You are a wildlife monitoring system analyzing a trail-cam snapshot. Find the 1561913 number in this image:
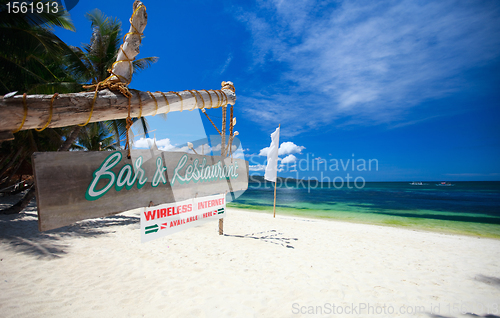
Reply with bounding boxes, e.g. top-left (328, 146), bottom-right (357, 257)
top-left (6, 1), bottom-right (59, 14)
